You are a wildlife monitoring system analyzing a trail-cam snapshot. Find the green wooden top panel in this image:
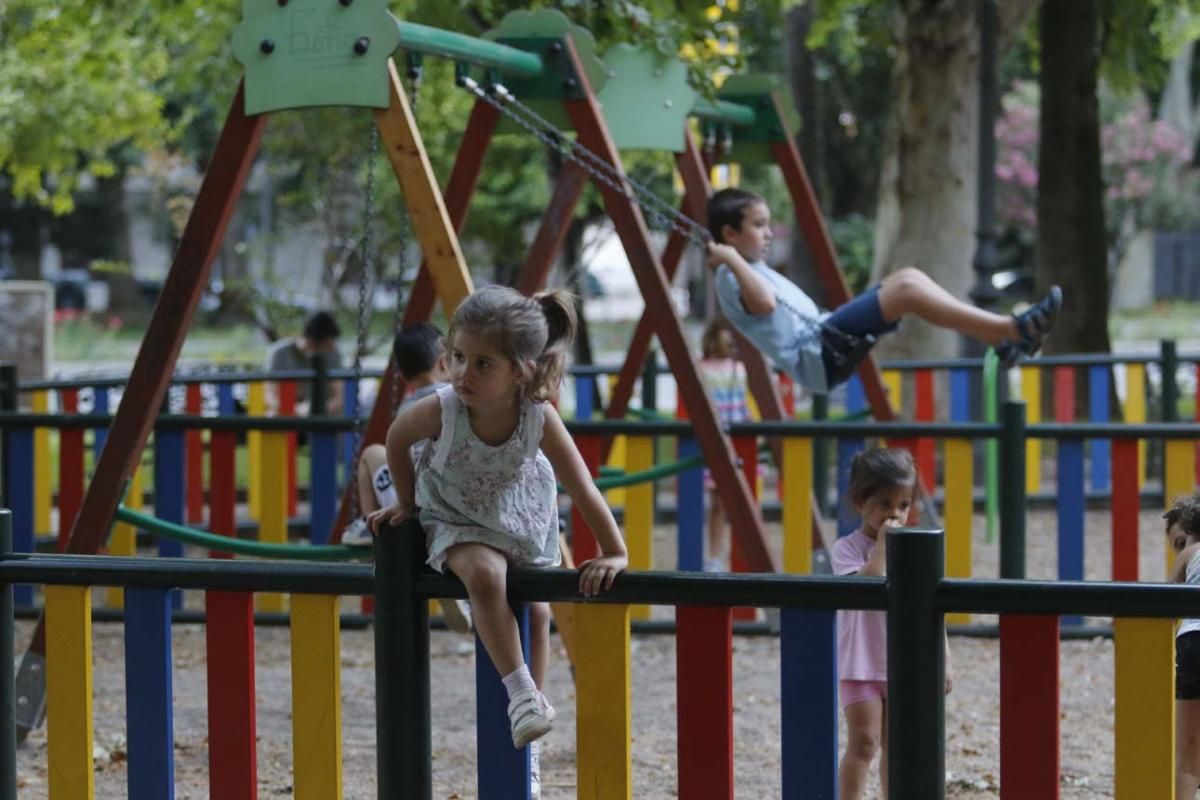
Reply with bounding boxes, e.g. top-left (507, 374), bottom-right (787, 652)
top-left (480, 9), bottom-right (608, 135)
top-left (597, 44), bottom-right (696, 153)
top-left (715, 73), bottom-right (801, 165)
top-left (232, 0), bottom-right (401, 115)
